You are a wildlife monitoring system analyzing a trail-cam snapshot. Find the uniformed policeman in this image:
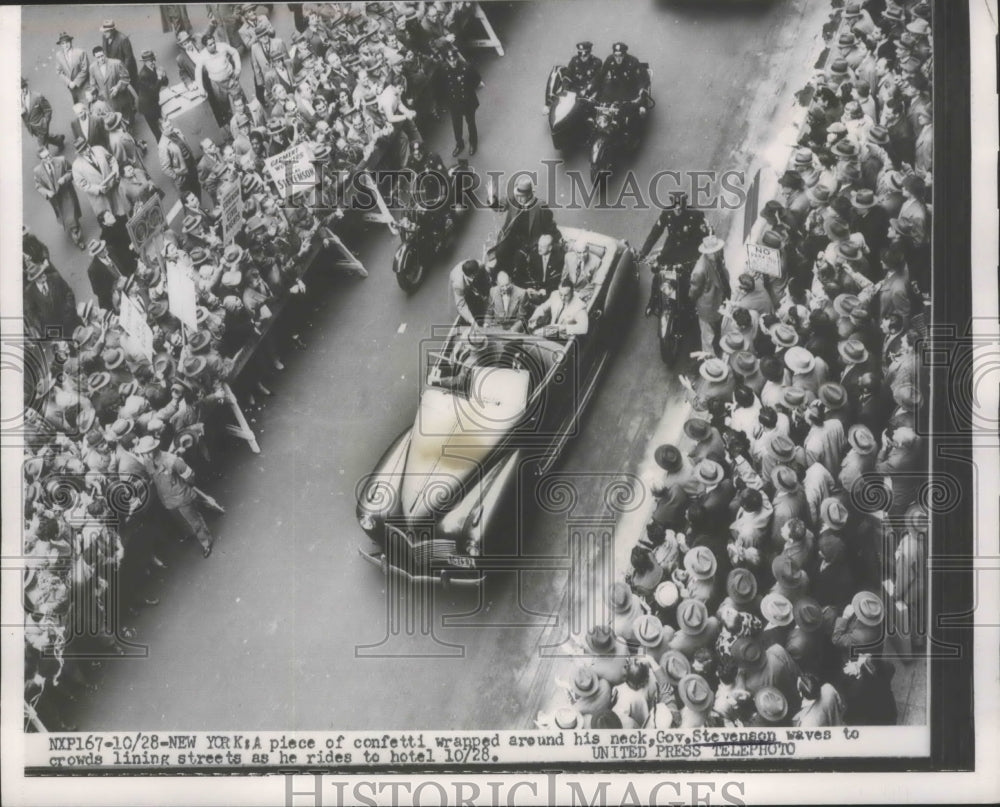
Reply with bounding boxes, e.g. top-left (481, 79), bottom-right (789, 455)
top-left (594, 42), bottom-right (646, 104)
top-left (406, 139), bottom-right (446, 176)
top-left (638, 191), bottom-right (710, 315)
top-left (565, 41), bottom-right (602, 94)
